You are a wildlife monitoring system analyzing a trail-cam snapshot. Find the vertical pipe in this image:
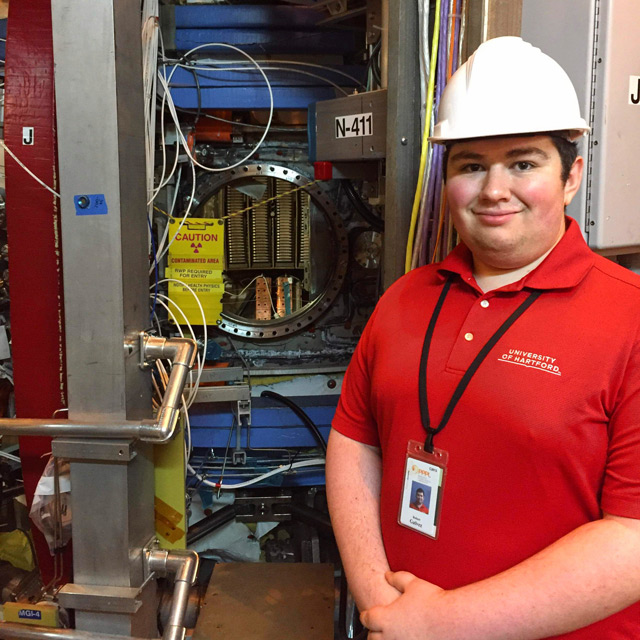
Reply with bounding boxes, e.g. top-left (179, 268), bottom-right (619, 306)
top-left (384, 0), bottom-right (421, 288)
top-left (381, 0), bottom-right (389, 88)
